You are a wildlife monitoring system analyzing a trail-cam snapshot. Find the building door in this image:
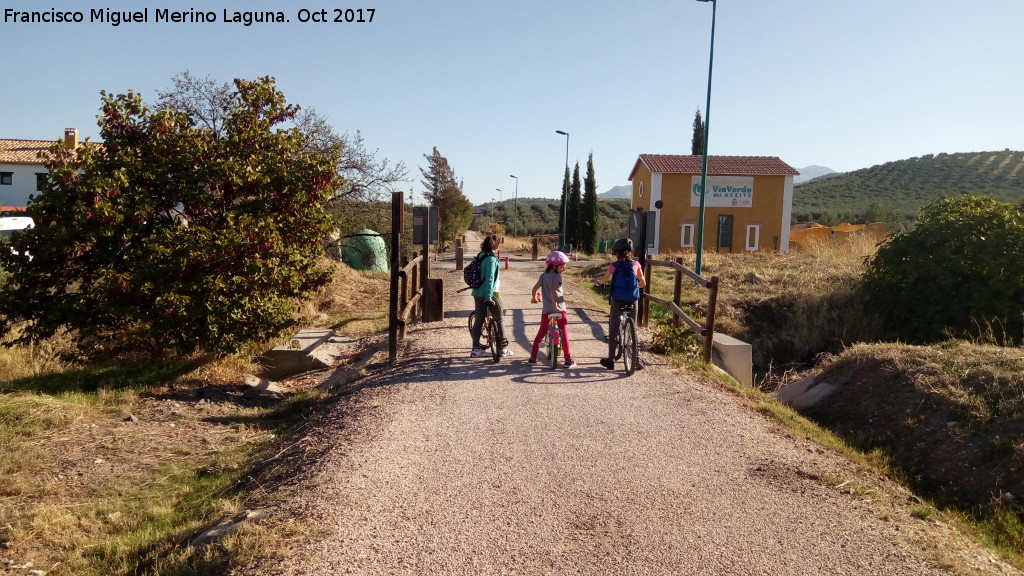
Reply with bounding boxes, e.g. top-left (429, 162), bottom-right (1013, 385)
top-left (717, 215), bottom-right (734, 252)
